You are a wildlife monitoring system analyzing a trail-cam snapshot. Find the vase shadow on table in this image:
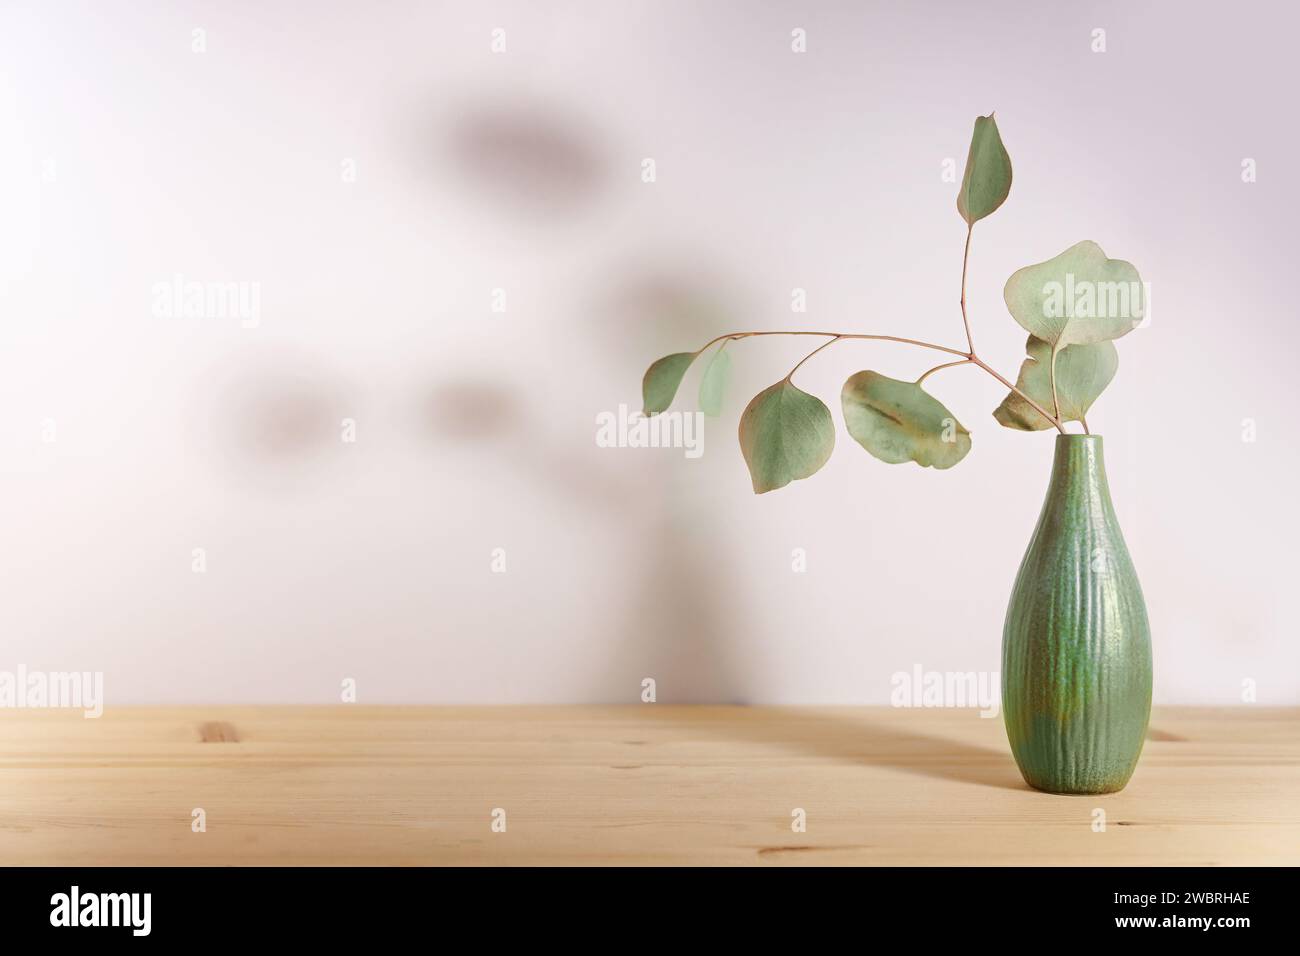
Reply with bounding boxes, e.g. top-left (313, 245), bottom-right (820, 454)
top-left (652, 707), bottom-right (1029, 792)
